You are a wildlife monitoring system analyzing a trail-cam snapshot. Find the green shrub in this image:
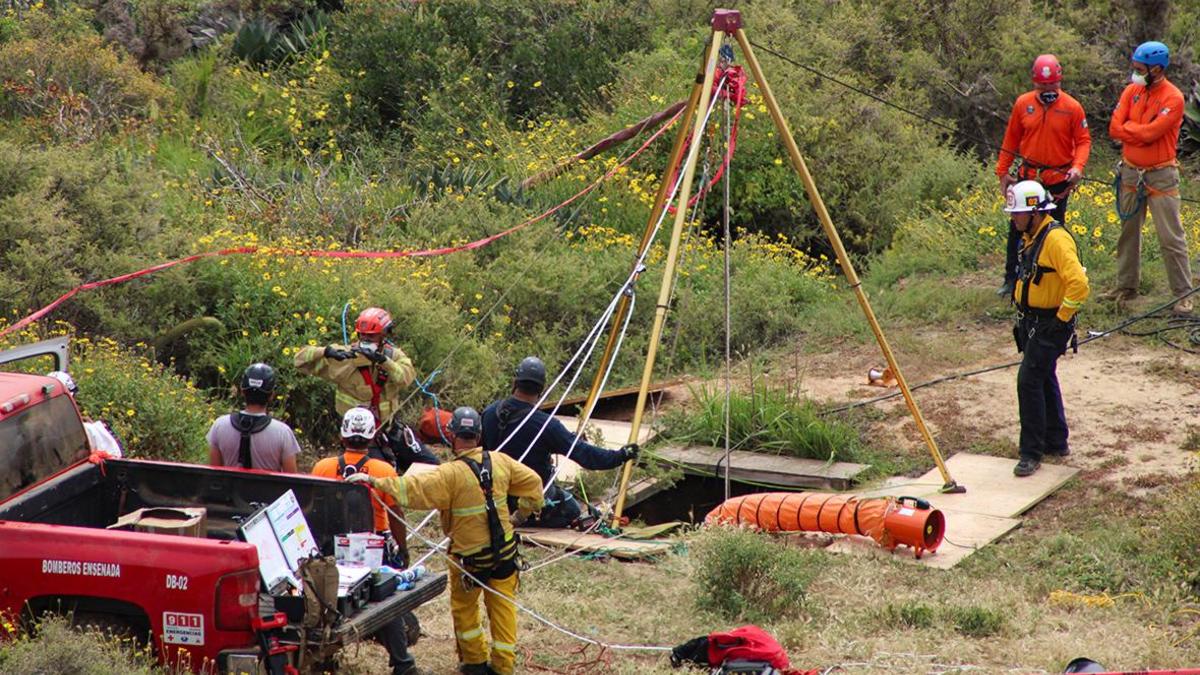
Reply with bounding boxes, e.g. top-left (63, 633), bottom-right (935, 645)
top-left (0, 142), bottom-right (169, 321)
top-left (880, 601), bottom-right (937, 629)
top-left (662, 378), bottom-right (863, 462)
top-left (949, 605), bottom-right (1008, 638)
top-left (71, 336), bottom-right (219, 463)
top-left (0, 34), bottom-right (169, 140)
top-left (0, 616), bottom-right (160, 675)
top-left (332, 0), bottom-right (654, 133)
top-left (692, 526), bottom-right (823, 622)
